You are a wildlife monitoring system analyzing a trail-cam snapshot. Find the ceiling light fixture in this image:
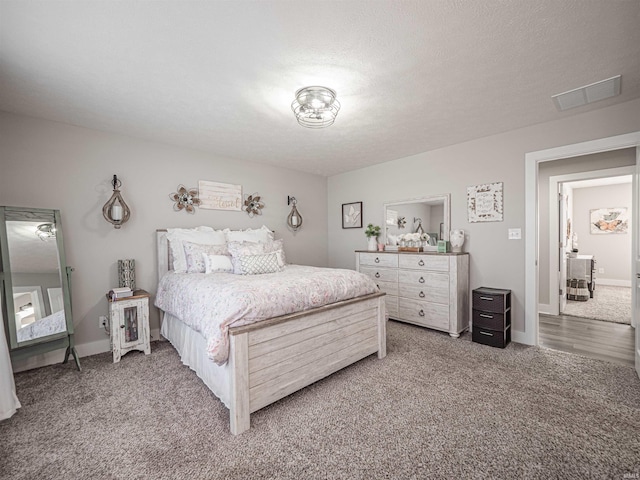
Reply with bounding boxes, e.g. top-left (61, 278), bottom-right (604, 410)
top-left (35, 223), bottom-right (56, 241)
top-left (291, 86), bottom-right (341, 128)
